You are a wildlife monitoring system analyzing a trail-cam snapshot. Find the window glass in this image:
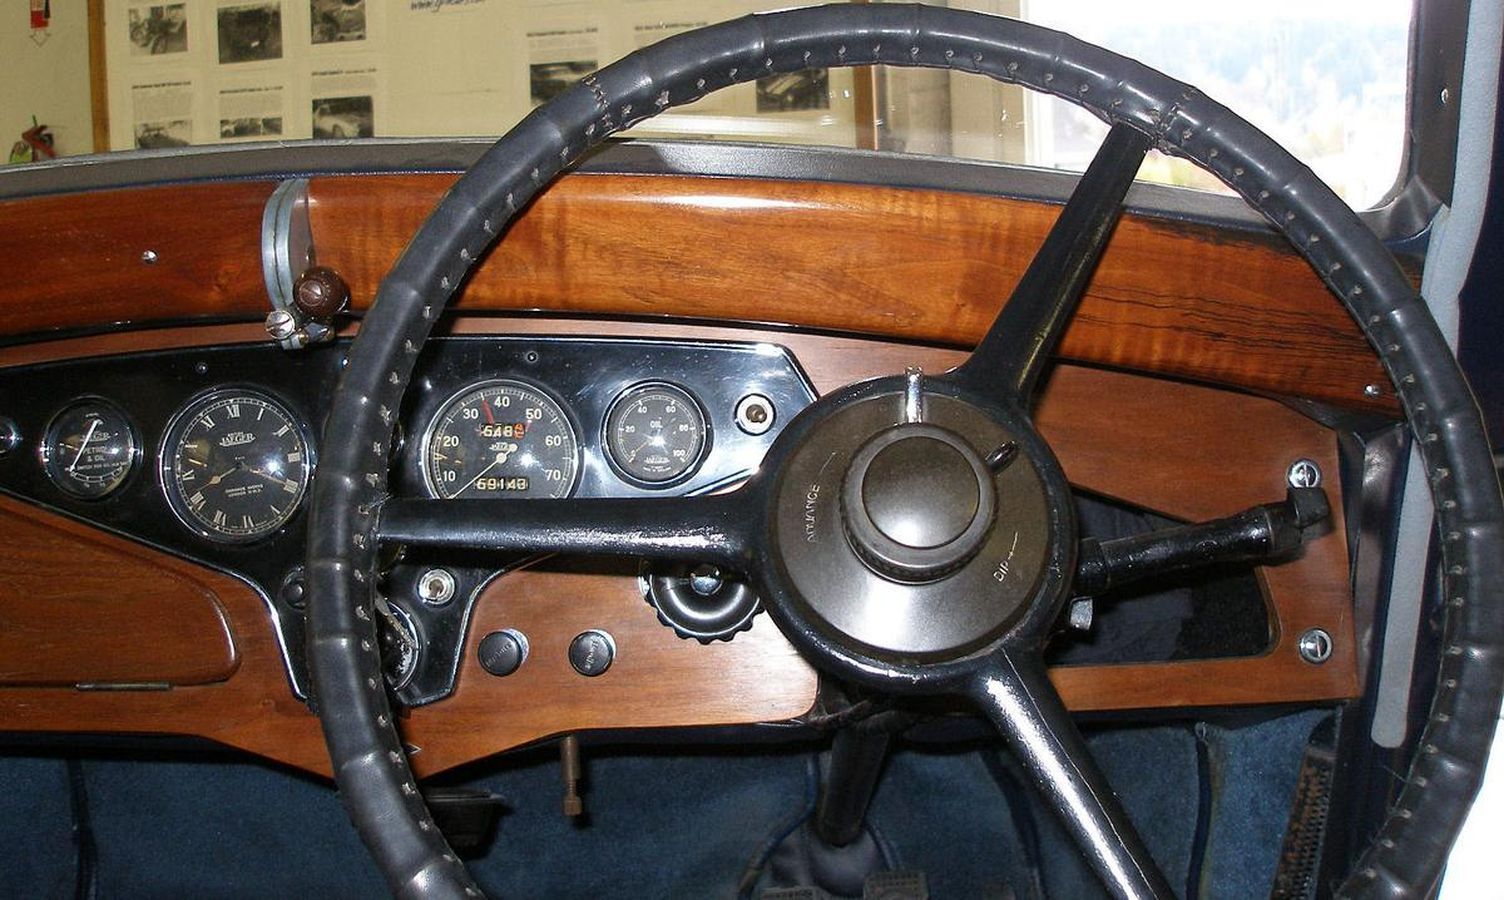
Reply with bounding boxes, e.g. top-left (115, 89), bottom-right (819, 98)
top-left (68, 0), bottom-right (1414, 209)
